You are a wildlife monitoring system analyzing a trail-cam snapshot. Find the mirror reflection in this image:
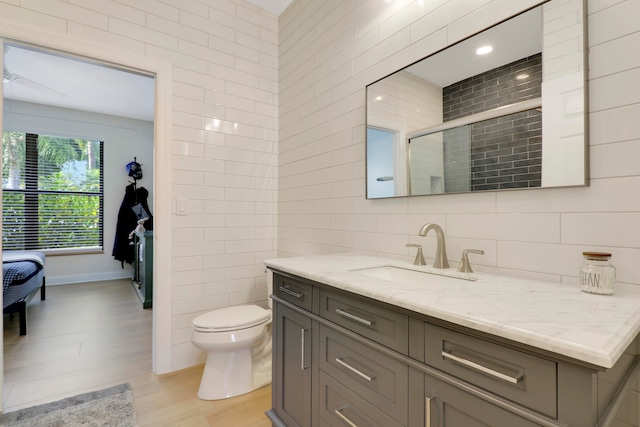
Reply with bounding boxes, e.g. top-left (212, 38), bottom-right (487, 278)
top-left (366, 0), bottom-right (587, 199)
